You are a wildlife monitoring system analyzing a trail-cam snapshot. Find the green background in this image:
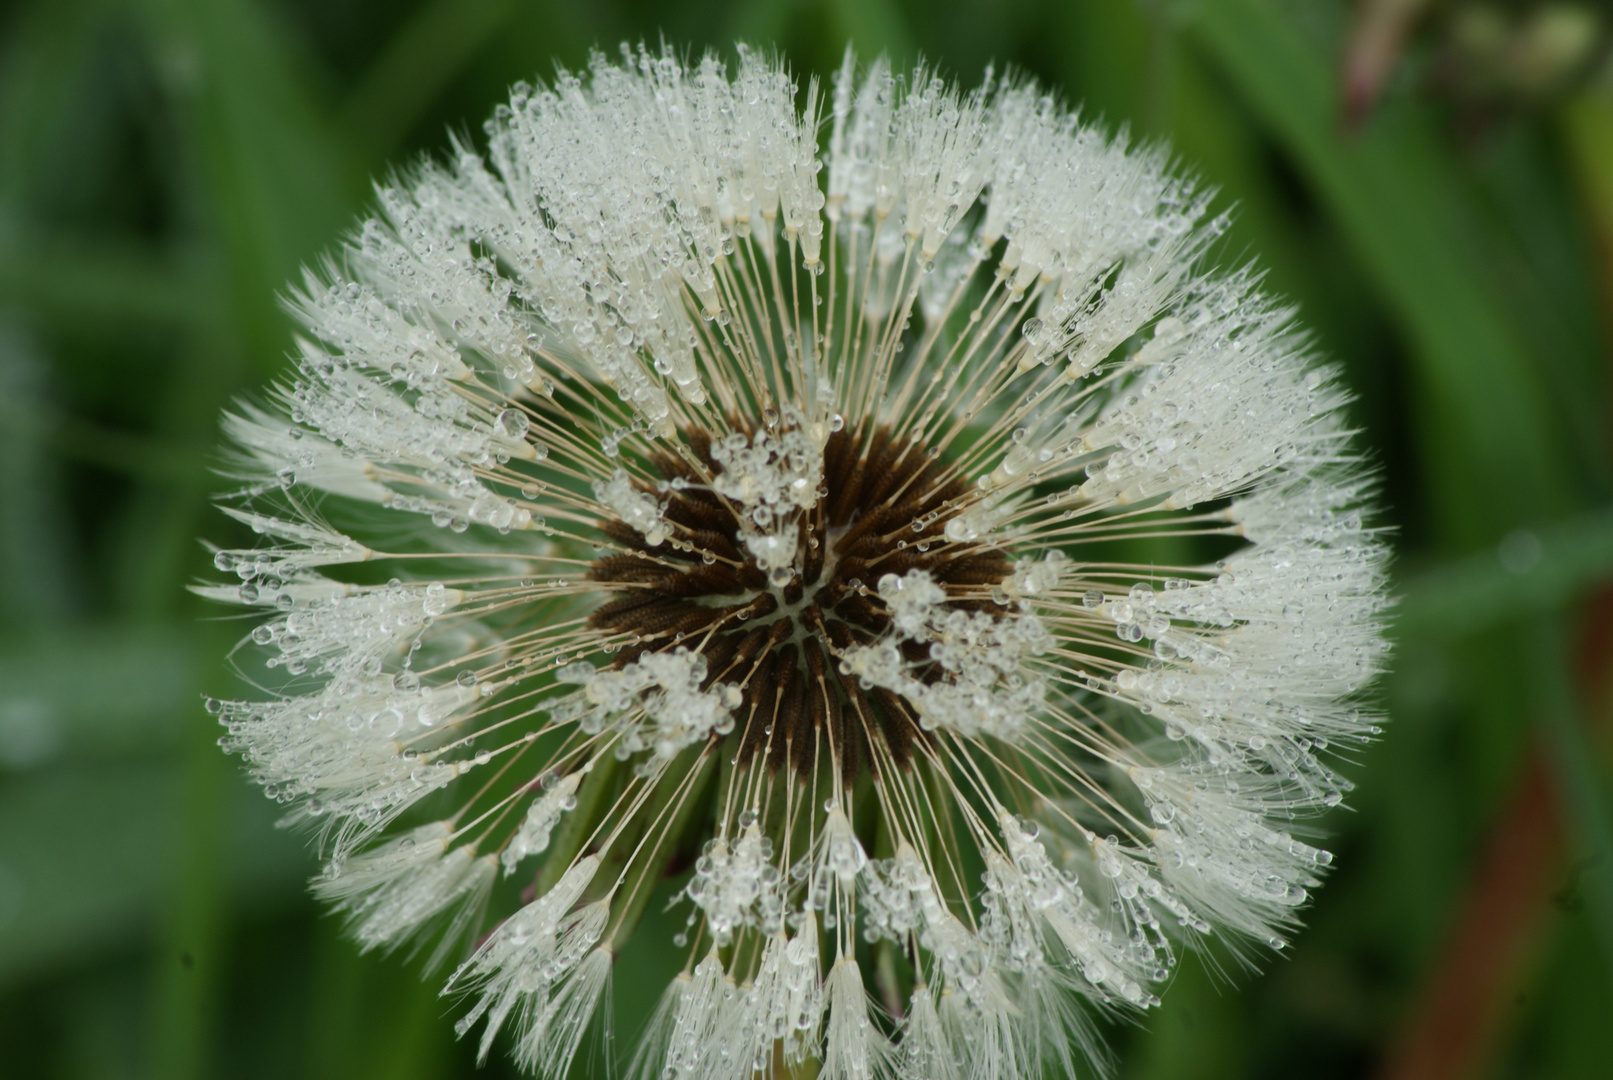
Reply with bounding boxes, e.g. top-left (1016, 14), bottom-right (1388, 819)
top-left (3, 0), bottom-right (1612, 1077)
